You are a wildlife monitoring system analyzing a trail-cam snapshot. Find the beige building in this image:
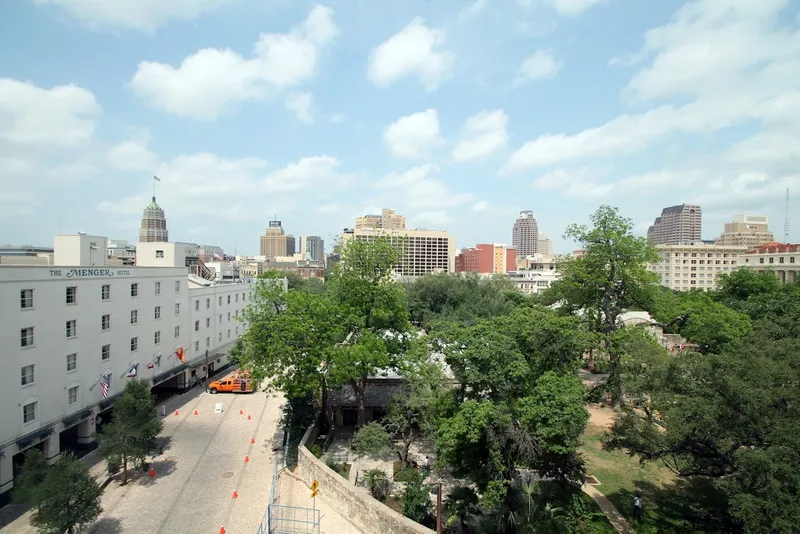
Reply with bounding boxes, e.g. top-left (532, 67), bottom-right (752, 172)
top-left (139, 196), bottom-right (169, 243)
top-left (714, 214), bottom-right (775, 248)
top-left (512, 210), bottom-right (539, 256)
top-left (259, 220), bottom-right (289, 259)
top-left (342, 225), bottom-right (455, 277)
top-left (355, 209), bottom-right (406, 230)
top-left (647, 204), bottom-right (702, 245)
top-left (648, 242), bottom-right (747, 291)
top-left (537, 233), bottom-right (553, 255)
top-left (740, 242), bottom-right (799, 283)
